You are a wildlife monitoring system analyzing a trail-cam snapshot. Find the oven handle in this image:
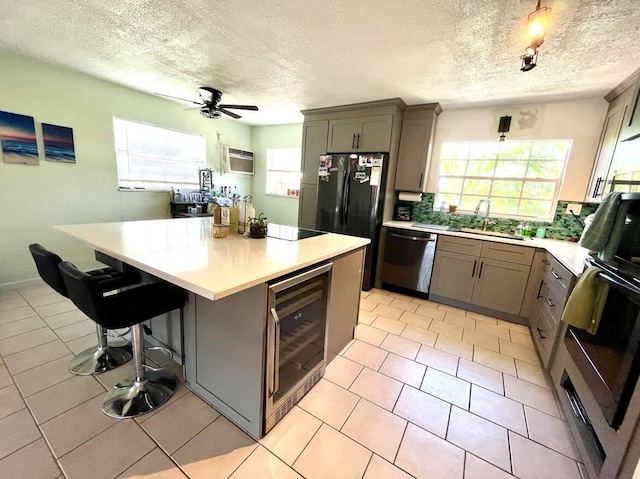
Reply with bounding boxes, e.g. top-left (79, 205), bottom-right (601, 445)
top-left (597, 272), bottom-right (640, 299)
top-left (269, 307), bottom-right (281, 396)
top-left (388, 232), bottom-right (435, 242)
top-left (269, 263), bottom-right (333, 294)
